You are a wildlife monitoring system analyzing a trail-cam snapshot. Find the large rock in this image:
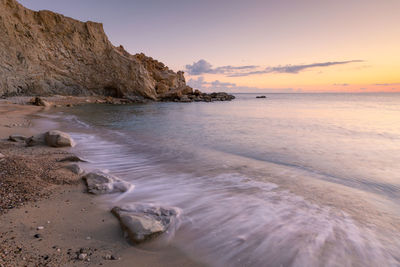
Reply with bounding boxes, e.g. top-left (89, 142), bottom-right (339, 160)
top-left (111, 204), bottom-right (180, 244)
top-left (45, 130), bottom-right (74, 147)
top-left (0, 0), bottom-right (190, 100)
top-left (82, 171), bottom-right (132, 195)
